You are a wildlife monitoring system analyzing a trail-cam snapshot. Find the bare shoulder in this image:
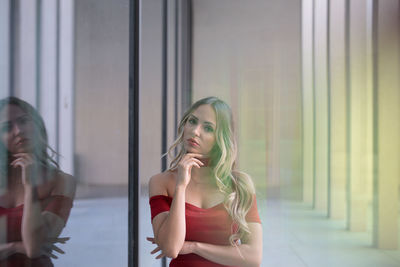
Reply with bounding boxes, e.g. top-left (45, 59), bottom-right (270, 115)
top-left (51, 170), bottom-right (77, 199)
top-left (148, 170), bottom-right (177, 197)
